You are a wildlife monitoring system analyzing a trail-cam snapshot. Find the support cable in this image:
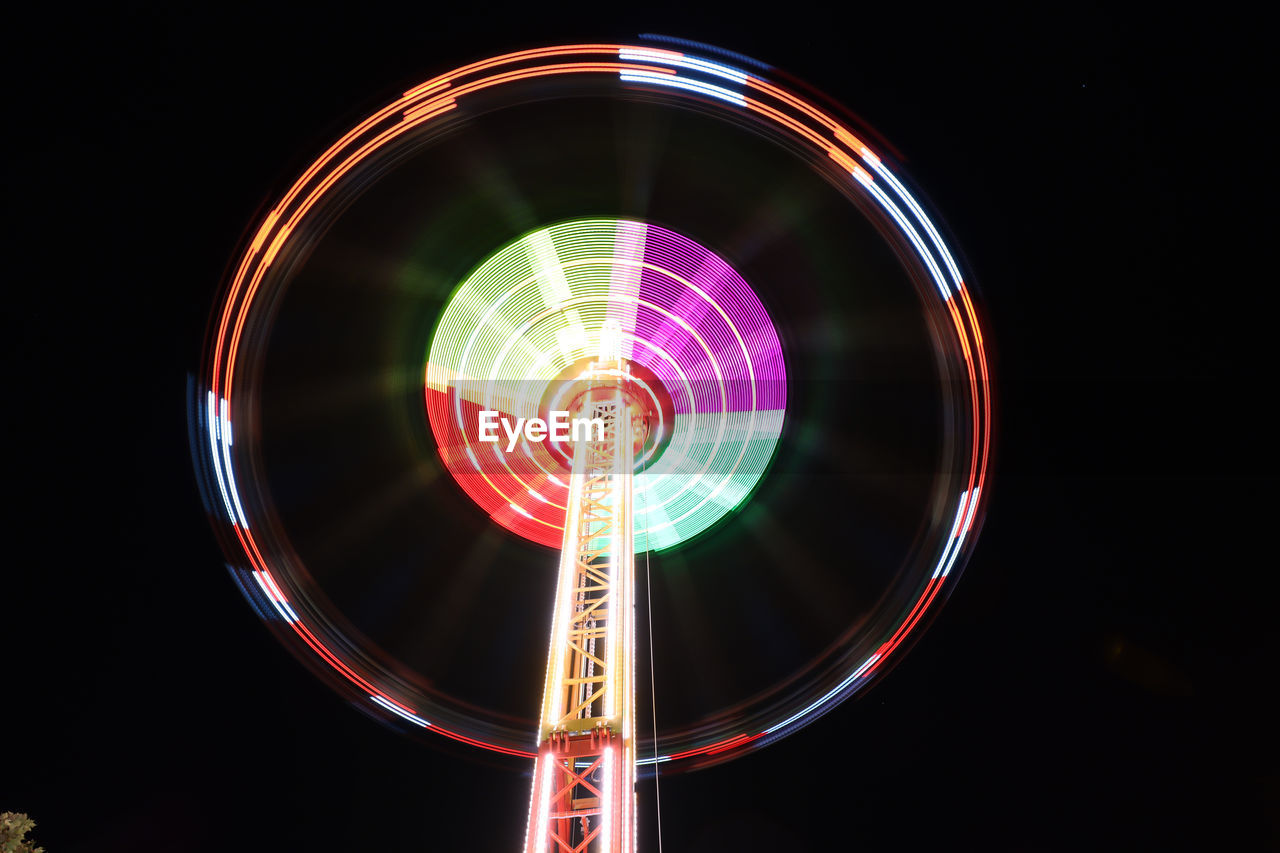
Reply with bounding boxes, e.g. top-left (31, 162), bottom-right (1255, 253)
top-left (640, 451), bottom-right (664, 853)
